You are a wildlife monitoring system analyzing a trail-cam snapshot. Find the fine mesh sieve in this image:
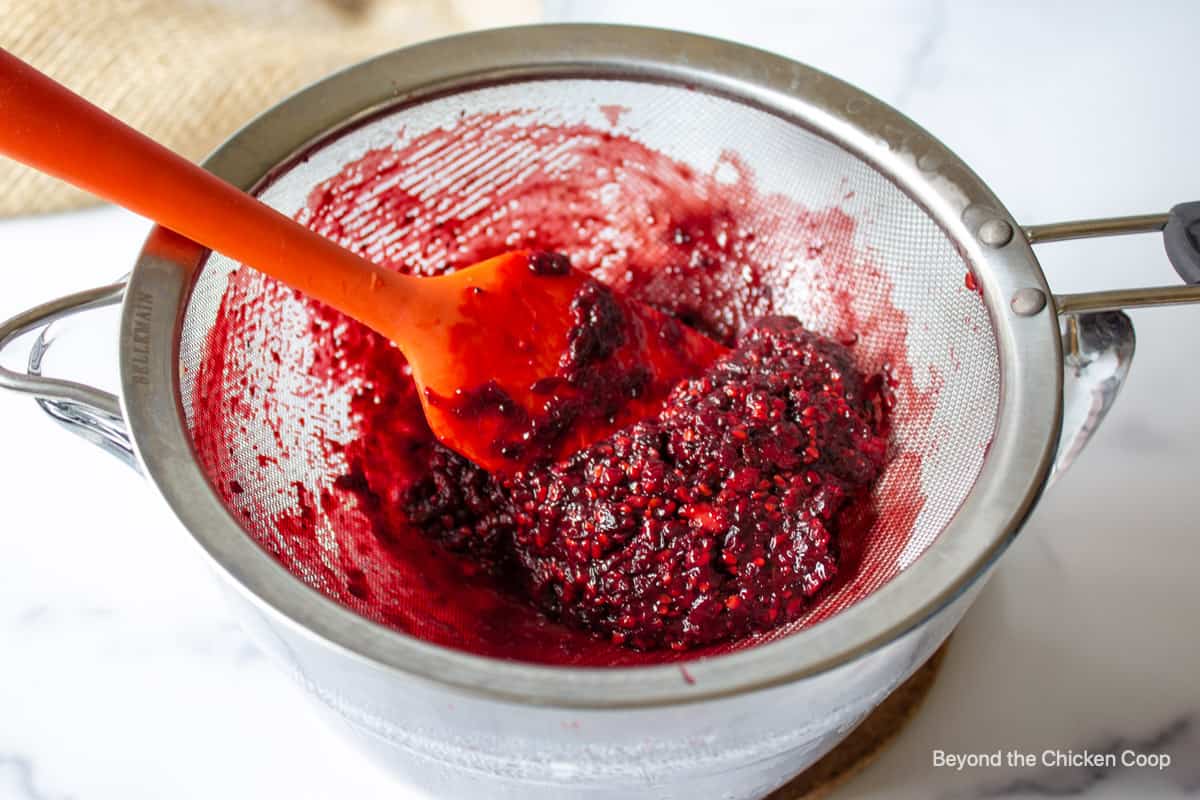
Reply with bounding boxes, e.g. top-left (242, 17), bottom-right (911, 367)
top-left (178, 77), bottom-right (999, 665)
